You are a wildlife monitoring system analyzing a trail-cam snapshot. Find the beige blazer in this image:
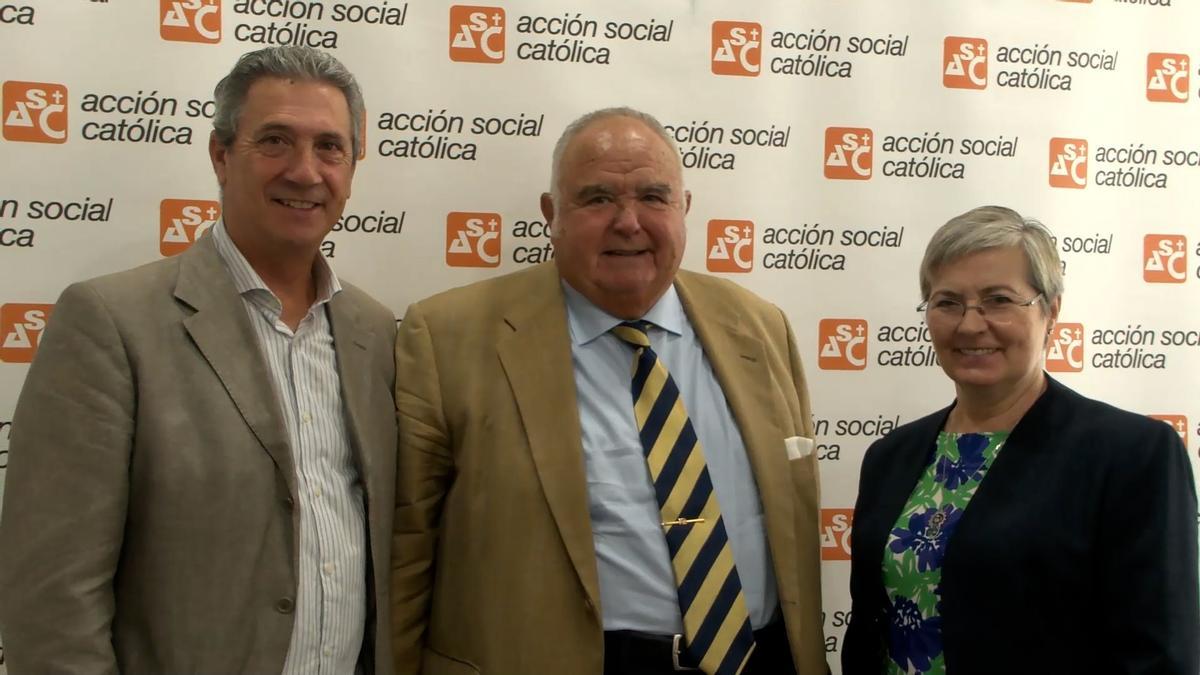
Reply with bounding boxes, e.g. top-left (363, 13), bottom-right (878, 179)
top-left (0, 235), bottom-right (398, 674)
top-left (392, 263), bottom-right (825, 674)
